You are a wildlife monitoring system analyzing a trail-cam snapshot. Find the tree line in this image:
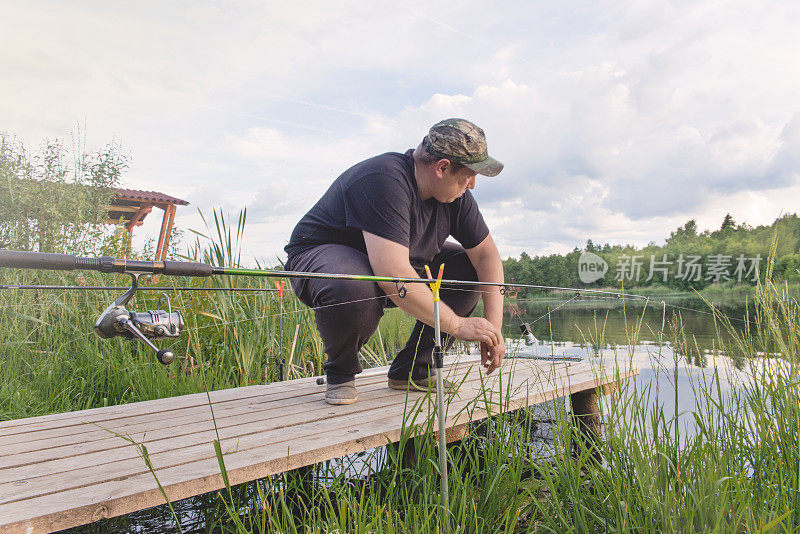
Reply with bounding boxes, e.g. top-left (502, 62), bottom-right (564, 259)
top-left (503, 214), bottom-right (800, 293)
